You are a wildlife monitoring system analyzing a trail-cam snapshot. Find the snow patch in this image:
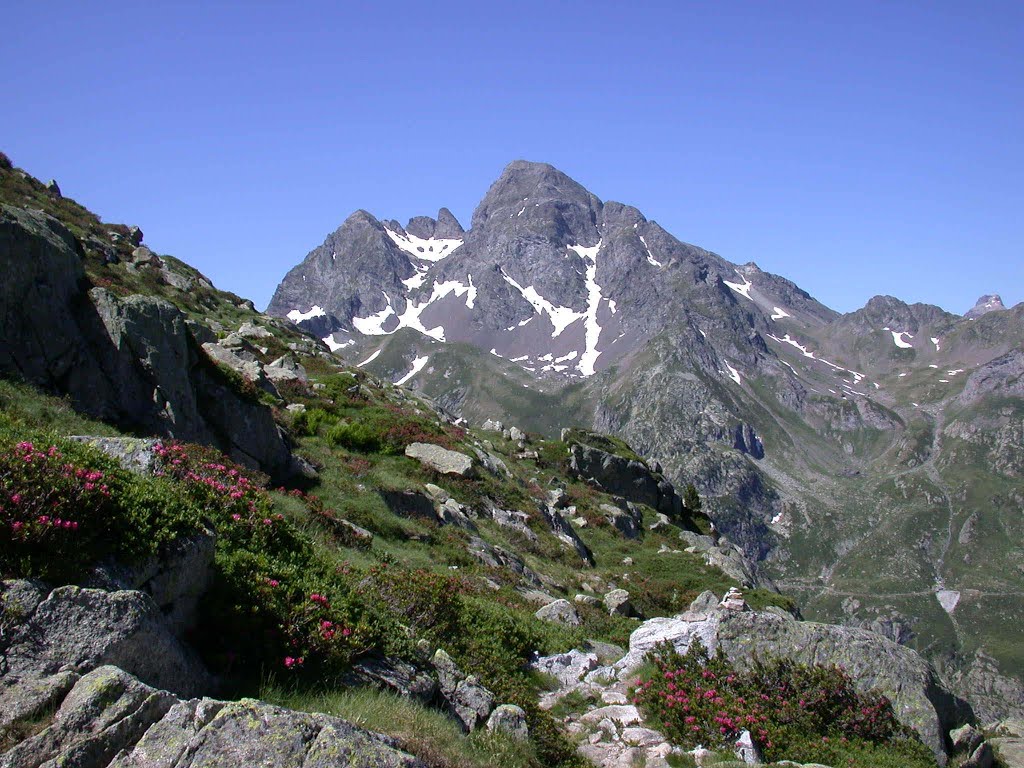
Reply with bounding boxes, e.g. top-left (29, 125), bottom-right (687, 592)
top-left (724, 362), bottom-right (742, 385)
top-left (931, 337), bottom-right (941, 351)
top-left (767, 333), bottom-right (815, 359)
top-left (770, 307), bottom-right (791, 321)
top-left (638, 235), bottom-right (662, 267)
top-left (724, 270), bottom-right (753, 300)
top-left (322, 335), bottom-right (353, 352)
top-left (385, 228), bottom-right (463, 262)
top-left (936, 589), bottom-right (960, 614)
top-left (946, 369), bottom-right (964, 376)
top-left (287, 305), bottom-right (327, 323)
top-left (352, 296), bottom-right (397, 335)
top-left (891, 331), bottom-right (914, 349)
top-left (572, 241), bottom-right (605, 377)
top-left (500, 269), bottom-right (584, 338)
top-left (357, 349), bottom-right (382, 368)
top-left (395, 356), bottom-right (429, 386)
